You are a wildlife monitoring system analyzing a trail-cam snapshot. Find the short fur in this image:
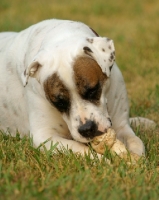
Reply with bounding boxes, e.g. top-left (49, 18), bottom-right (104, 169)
top-left (0, 19), bottom-right (152, 157)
